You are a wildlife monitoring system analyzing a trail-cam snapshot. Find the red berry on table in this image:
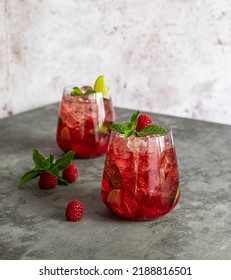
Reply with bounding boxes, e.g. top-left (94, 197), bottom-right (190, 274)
top-left (65, 200), bottom-right (84, 222)
top-left (38, 172), bottom-right (57, 189)
top-left (62, 163), bottom-right (79, 183)
top-left (136, 114), bottom-right (153, 132)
